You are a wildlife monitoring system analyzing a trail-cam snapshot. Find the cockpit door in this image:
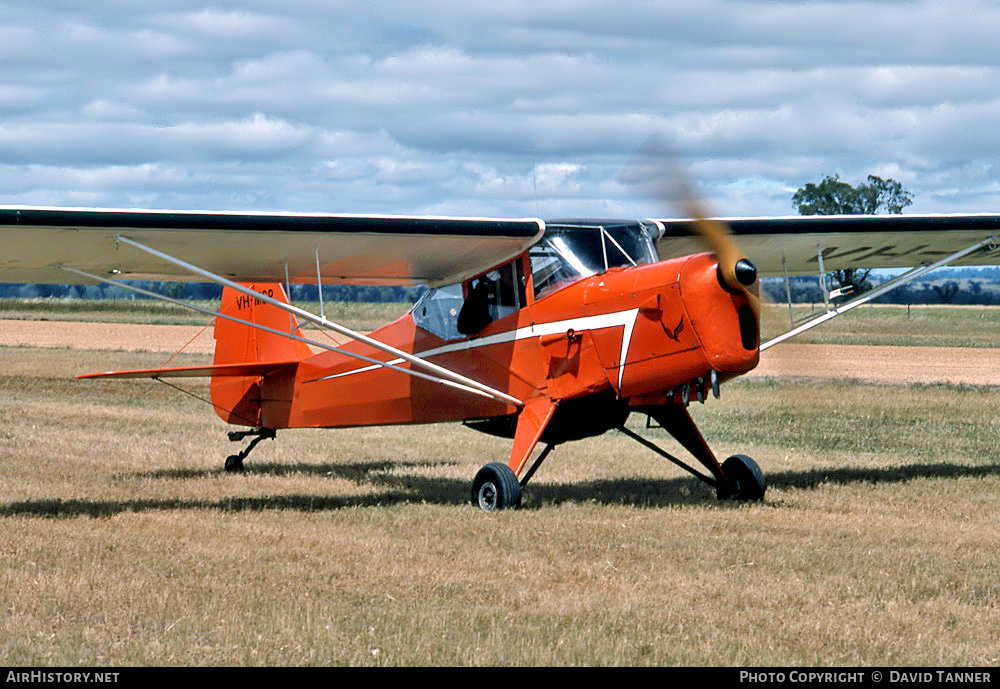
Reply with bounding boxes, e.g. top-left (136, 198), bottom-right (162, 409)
top-left (457, 257), bottom-right (527, 335)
